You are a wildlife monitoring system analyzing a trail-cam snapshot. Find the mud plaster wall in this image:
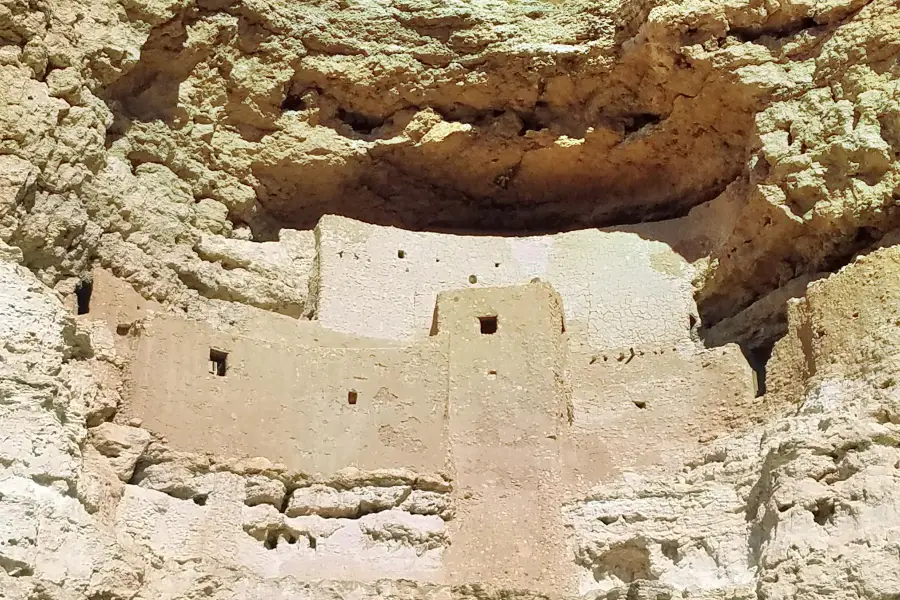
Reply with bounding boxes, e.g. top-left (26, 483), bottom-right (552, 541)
top-left (118, 276), bottom-right (760, 592)
top-left (564, 347), bottom-right (757, 485)
top-left (122, 282), bottom-right (579, 591)
top-left (126, 314), bottom-right (448, 474)
top-left (123, 278), bottom-right (754, 484)
top-left (439, 284), bottom-right (573, 591)
top-left (315, 215), bottom-right (699, 347)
